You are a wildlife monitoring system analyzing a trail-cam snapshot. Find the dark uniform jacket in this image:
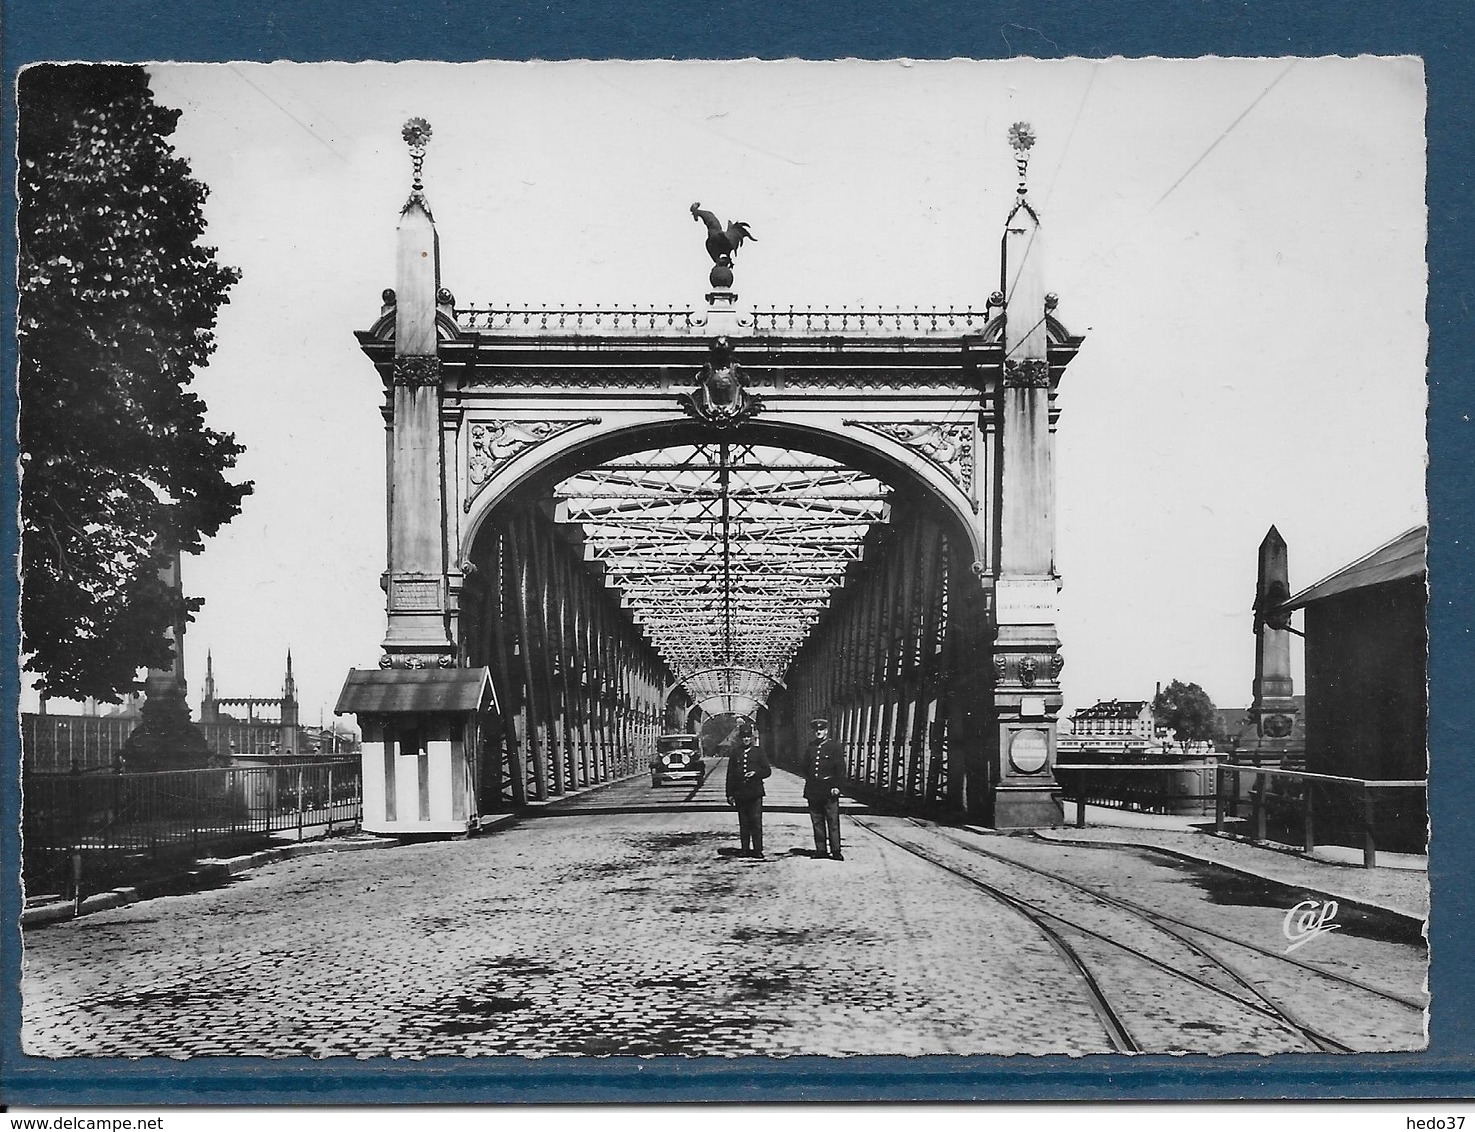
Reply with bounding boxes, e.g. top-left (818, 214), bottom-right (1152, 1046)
top-left (803, 736), bottom-right (847, 803)
top-left (724, 742), bottom-right (771, 801)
